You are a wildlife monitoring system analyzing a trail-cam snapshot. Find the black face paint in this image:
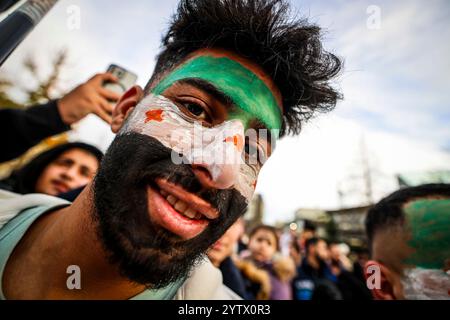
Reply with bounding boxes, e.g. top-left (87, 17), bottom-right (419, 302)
top-left (93, 132), bottom-right (247, 288)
